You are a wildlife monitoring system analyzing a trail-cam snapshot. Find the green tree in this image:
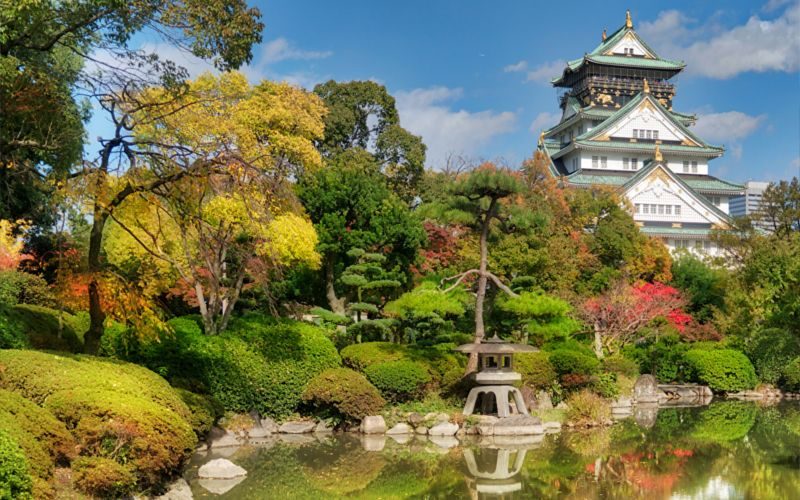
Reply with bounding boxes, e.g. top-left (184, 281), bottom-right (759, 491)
top-left (755, 177), bottom-right (800, 240)
top-left (297, 149), bottom-right (425, 314)
top-left (313, 80), bottom-right (426, 202)
top-left (671, 254), bottom-right (728, 322)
